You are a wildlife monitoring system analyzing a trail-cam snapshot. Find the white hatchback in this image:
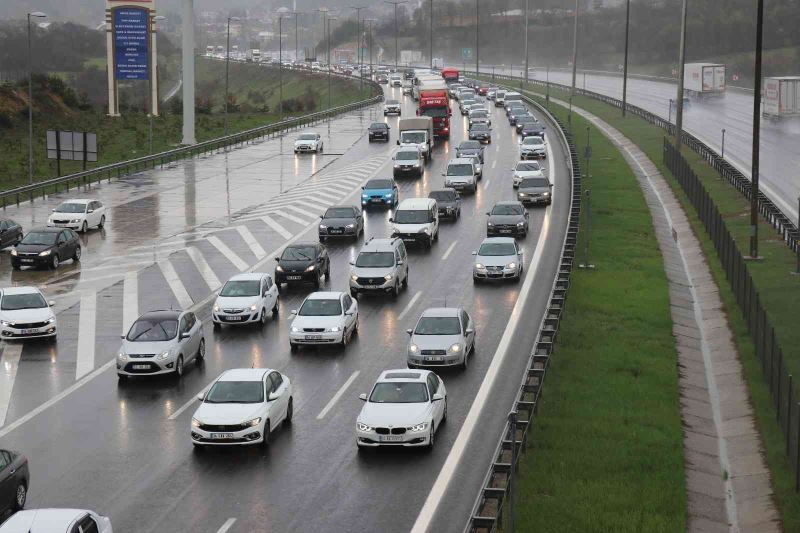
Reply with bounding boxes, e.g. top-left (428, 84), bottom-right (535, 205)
top-left (213, 273), bottom-right (279, 329)
top-left (0, 509), bottom-right (112, 533)
top-left (0, 286), bottom-right (56, 340)
top-left (47, 199), bottom-right (106, 233)
top-left (289, 291), bottom-right (358, 350)
top-left (191, 368), bottom-right (293, 447)
top-left (356, 369), bottom-right (447, 450)
top-left (294, 132), bottom-right (323, 153)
